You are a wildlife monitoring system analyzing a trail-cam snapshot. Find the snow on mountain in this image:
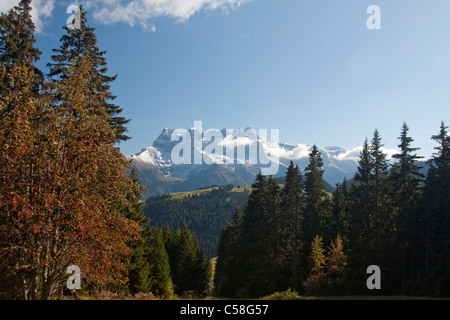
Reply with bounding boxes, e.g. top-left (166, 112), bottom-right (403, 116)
top-left (128, 128), bottom-right (362, 198)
